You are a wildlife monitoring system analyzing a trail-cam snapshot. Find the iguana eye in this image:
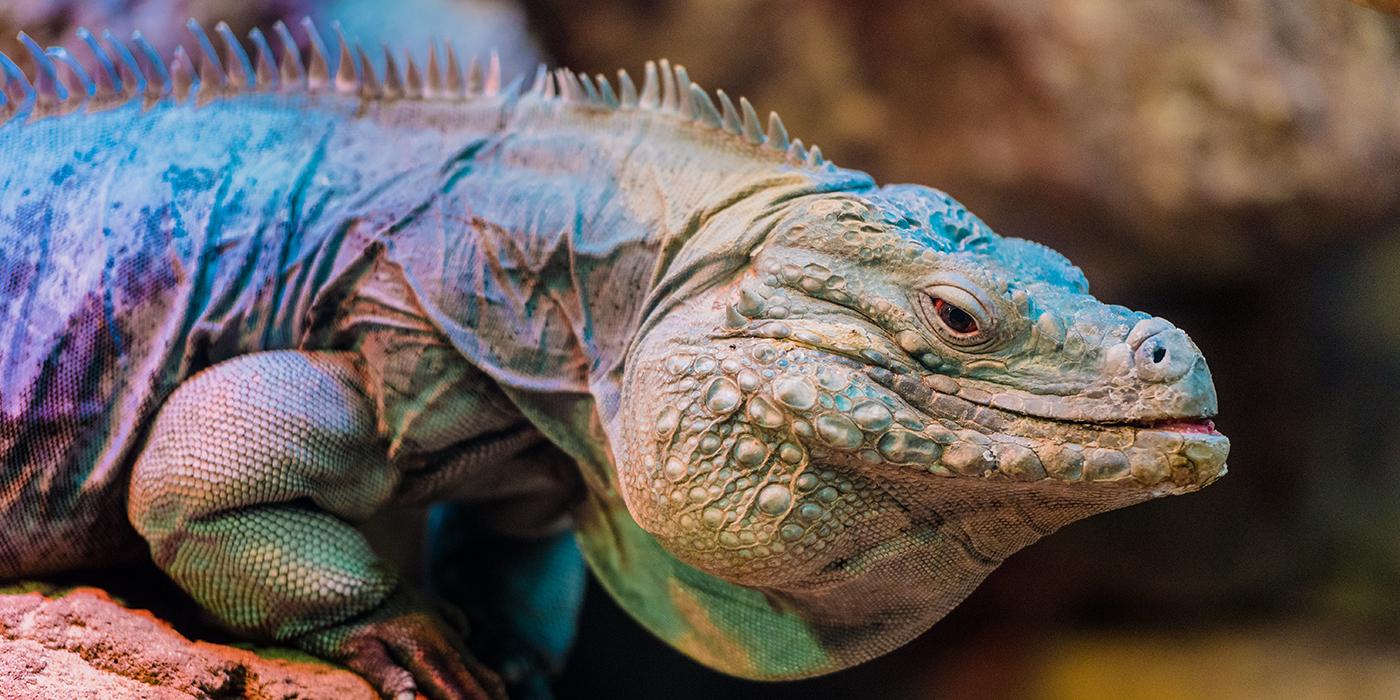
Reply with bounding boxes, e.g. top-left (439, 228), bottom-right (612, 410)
top-left (934, 298), bottom-right (978, 336)
top-left (918, 282), bottom-right (995, 348)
